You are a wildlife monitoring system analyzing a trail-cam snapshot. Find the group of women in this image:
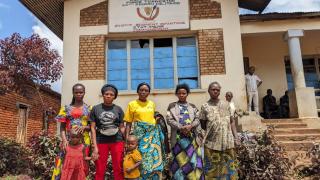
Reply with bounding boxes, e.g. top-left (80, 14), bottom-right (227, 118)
top-left (53, 81), bottom-right (239, 180)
